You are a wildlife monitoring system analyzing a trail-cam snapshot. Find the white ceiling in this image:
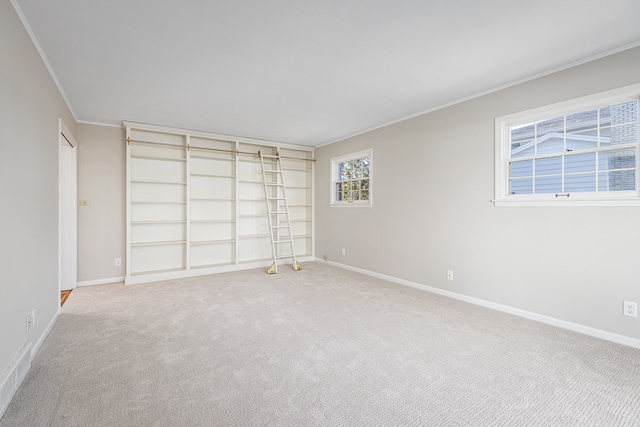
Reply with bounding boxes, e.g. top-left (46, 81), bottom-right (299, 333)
top-left (13, 0), bottom-right (640, 147)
